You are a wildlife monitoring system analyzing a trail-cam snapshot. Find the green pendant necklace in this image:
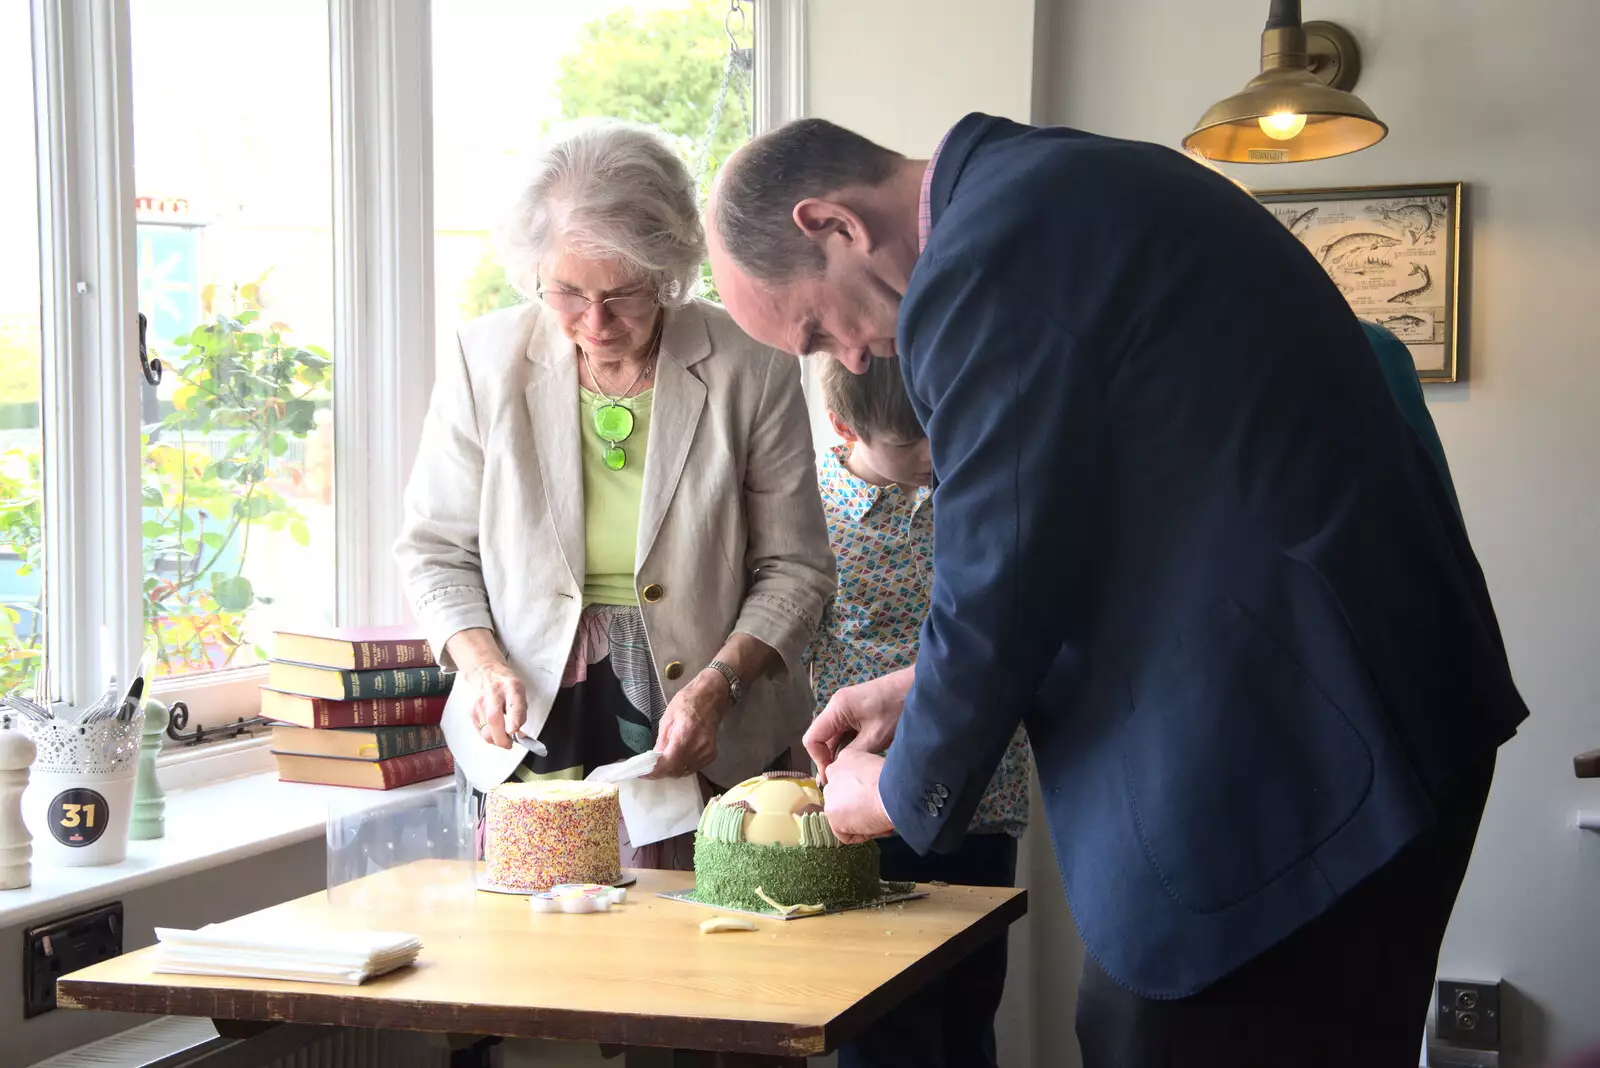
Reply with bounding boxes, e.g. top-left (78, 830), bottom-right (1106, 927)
top-left (581, 324), bottom-right (660, 471)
